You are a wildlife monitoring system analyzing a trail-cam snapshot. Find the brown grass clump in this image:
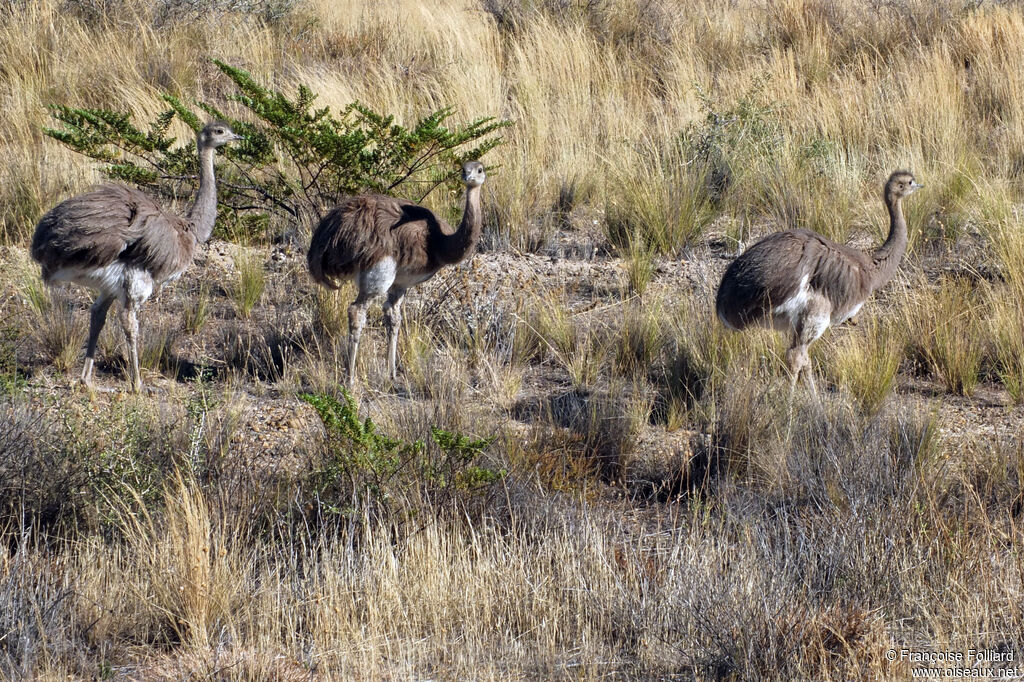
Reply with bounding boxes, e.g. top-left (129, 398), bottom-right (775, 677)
top-left (902, 276), bottom-right (987, 397)
top-left (824, 314), bottom-right (903, 414)
top-left (23, 281), bottom-right (87, 373)
top-left (229, 250), bottom-right (266, 320)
